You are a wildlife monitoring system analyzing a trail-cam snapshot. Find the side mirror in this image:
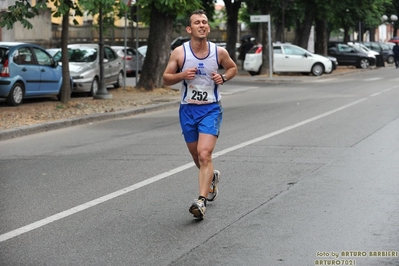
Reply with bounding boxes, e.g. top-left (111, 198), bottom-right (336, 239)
top-left (51, 58), bottom-right (58, 67)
